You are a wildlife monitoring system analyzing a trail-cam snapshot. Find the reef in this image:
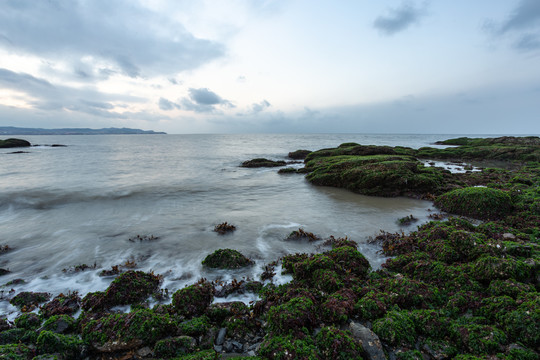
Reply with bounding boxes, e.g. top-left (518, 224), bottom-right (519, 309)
top-left (0, 136), bottom-right (538, 359)
top-left (241, 158), bottom-right (287, 168)
top-left (0, 138), bottom-right (31, 148)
